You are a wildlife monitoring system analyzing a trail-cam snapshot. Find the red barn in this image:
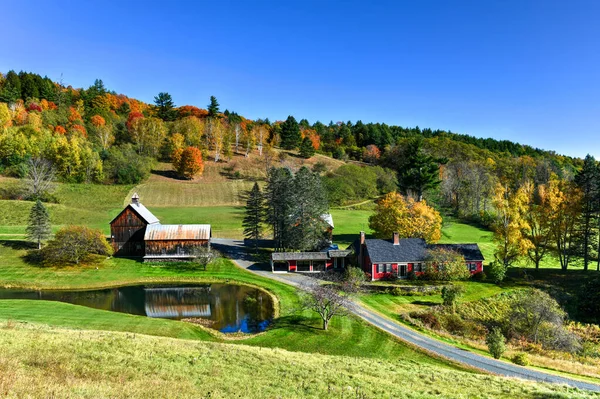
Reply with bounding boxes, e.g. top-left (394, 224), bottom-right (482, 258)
top-left (110, 193), bottom-right (211, 261)
top-left (354, 232), bottom-right (484, 281)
